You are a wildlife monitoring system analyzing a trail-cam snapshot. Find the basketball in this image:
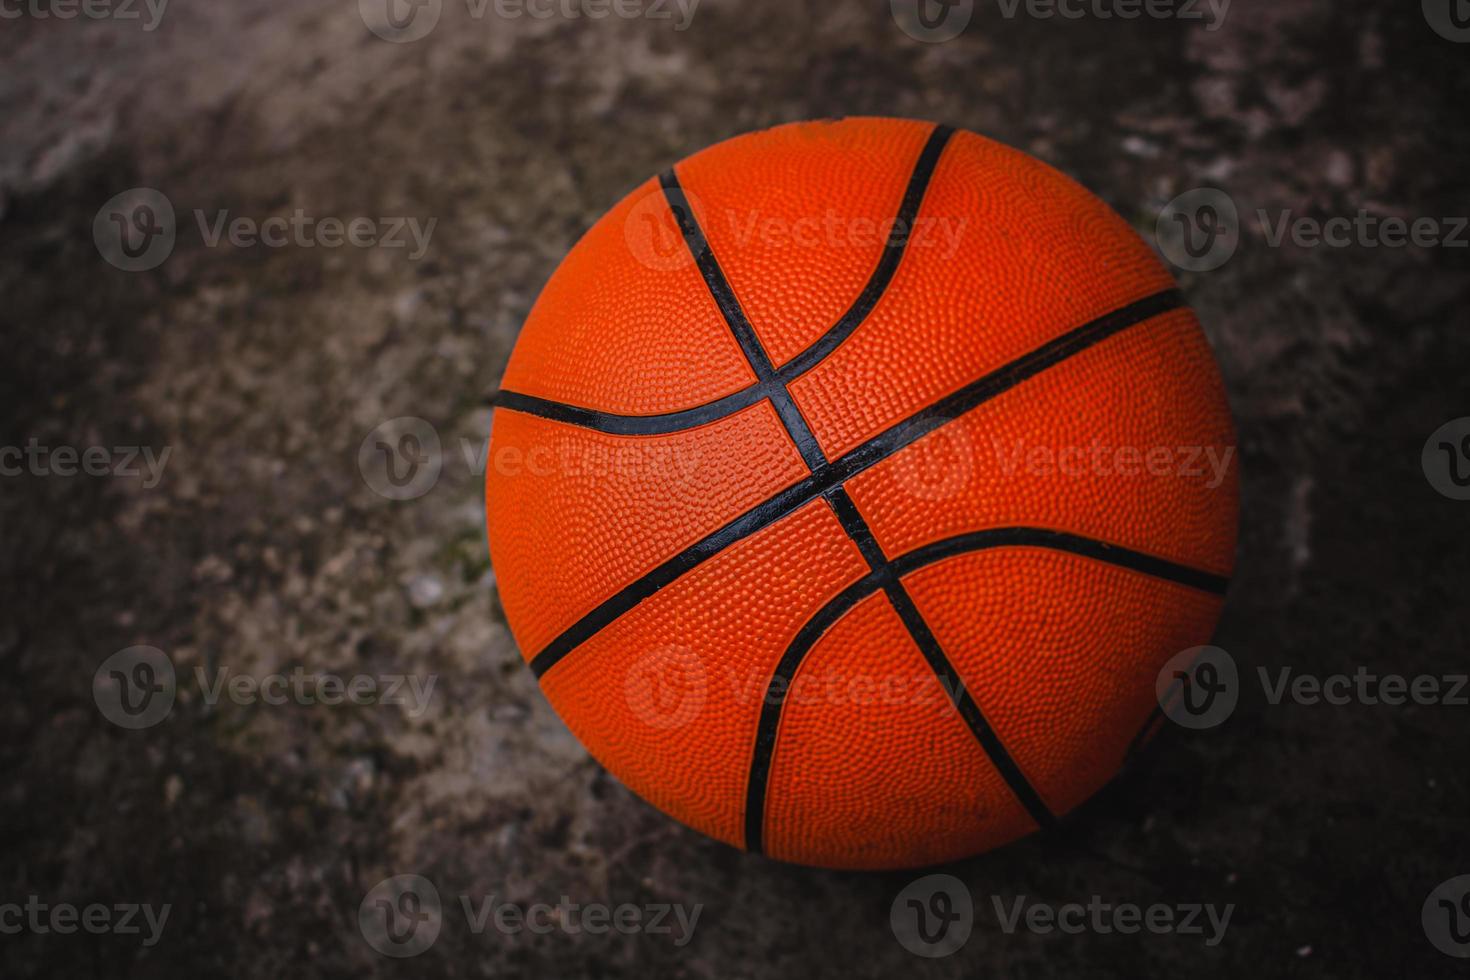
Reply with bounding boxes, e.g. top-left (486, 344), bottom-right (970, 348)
top-left (485, 117), bottom-right (1237, 870)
